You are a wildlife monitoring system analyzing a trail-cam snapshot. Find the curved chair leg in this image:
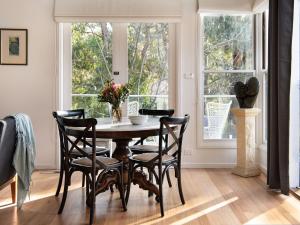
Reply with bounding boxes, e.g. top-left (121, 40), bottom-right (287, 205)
top-left (89, 196), bottom-right (95, 225)
top-left (118, 166), bottom-right (127, 211)
top-left (158, 166), bottom-right (164, 217)
top-left (89, 169), bottom-right (96, 225)
top-left (82, 173), bottom-right (86, 187)
top-left (176, 166), bottom-right (185, 205)
top-left (125, 162), bottom-right (133, 204)
top-left (110, 184), bottom-right (114, 193)
top-left (148, 169), bottom-right (153, 197)
top-left (85, 174), bottom-right (90, 198)
top-left (166, 170), bottom-right (172, 188)
top-left (55, 157), bottom-right (64, 197)
top-left (58, 180), bottom-right (69, 214)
